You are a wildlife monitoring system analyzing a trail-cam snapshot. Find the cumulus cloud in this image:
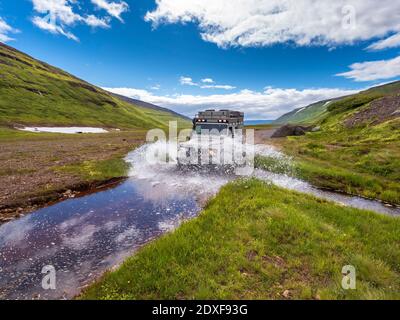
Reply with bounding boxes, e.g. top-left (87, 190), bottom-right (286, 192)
top-left (31, 0), bottom-right (126, 40)
top-left (180, 76), bottom-right (235, 90)
top-left (91, 0), bottom-right (129, 22)
top-left (32, 0), bottom-right (81, 24)
top-left (145, 0), bottom-right (400, 49)
top-left (201, 78), bottom-right (214, 83)
top-left (0, 17), bottom-right (18, 42)
top-left (337, 56), bottom-right (400, 82)
top-left (180, 76), bottom-right (197, 86)
top-left (32, 16), bottom-right (79, 41)
top-left (103, 86), bottom-right (358, 119)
